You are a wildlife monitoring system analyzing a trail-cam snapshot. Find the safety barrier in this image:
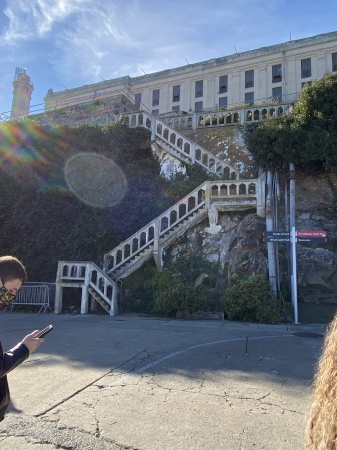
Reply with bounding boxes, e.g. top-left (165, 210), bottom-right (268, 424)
top-left (6, 285), bottom-right (52, 313)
